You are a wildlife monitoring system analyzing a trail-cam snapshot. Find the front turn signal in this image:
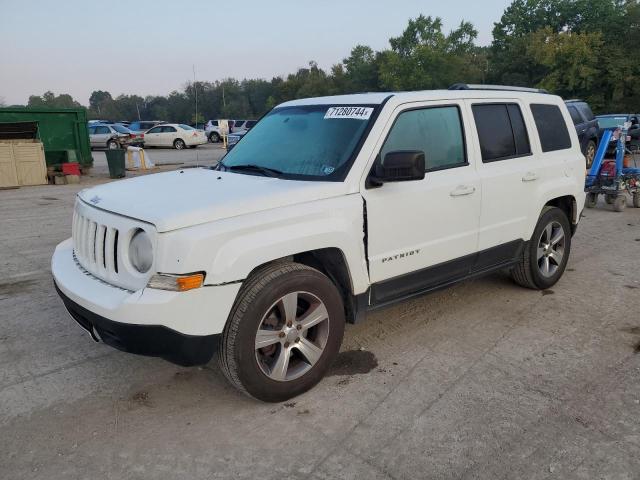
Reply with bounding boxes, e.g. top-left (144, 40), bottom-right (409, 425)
top-left (148, 273), bottom-right (204, 292)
